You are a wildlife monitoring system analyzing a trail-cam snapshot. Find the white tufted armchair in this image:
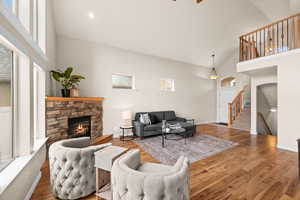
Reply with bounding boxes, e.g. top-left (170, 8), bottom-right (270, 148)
top-left (111, 149), bottom-right (190, 200)
top-left (49, 137), bottom-right (111, 200)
